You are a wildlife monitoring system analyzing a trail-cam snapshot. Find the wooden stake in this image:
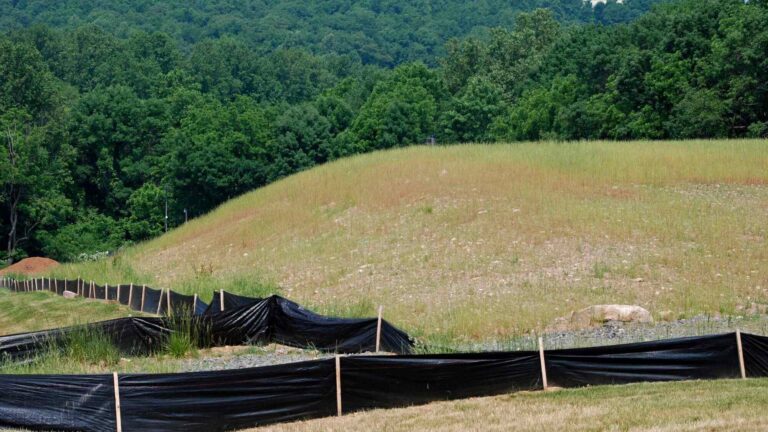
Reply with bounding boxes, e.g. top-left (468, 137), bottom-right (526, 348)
top-left (105, 283), bottom-right (109, 301)
top-left (220, 290), bottom-right (225, 312)
top-left (375, 305), bottom-right (383, 353)
top-left (167, 288), bottom-right (172, 316)
top-left (156, 288), bottom-right (164, 315)
top-left (55, 278), bottom-right (58, 294)
top-left (335, 355), bottom-right (342, 417)
top-left (736, 329), bottom-right (747, 379)
top-left (141, 285), bottom-right (146, 312)
top-left (193, 293), bottom-right (198, 313)
top-left (538, 337), bottom-right (549, 390)
top-left (113, 372), bottom-right (123, 432)
top-left (117, 284), bottom-right (121, 303)
top-left (128, 284), bottom-right (134, 308)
